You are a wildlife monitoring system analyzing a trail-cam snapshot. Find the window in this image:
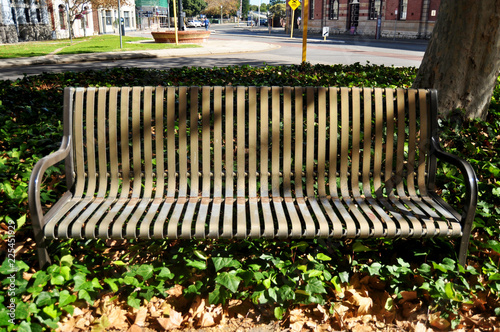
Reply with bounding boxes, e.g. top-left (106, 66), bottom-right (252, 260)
top-left (58, 5), bottom-right (66, 29)
top-left (105, 10), bottom-right (112, 25)
top-left (369, 0), bottom-right (381, 20)
top-left (24, 8), bottom-right (30, 23)
top-left (124, 11), bottom-right (130, 27)
top-left (399, 0), bottom-right (407, 20)
top-left (309, 0), bottom-right (315, 20)
top-left (329, 0), bottom-right (339, 20)
top-left (83, 7), bottom-right (89, 28)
